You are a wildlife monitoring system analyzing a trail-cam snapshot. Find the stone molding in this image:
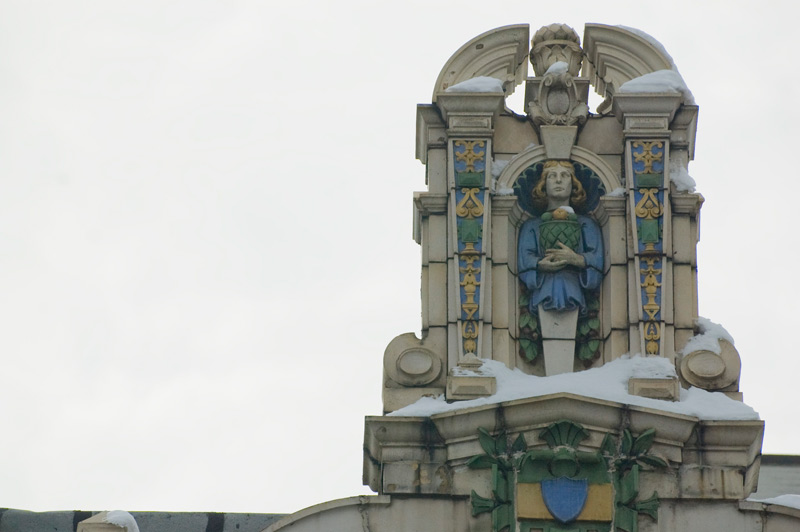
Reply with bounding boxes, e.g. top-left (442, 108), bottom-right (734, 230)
top-left (671, 192), bottom-right (704, 215)
top-left (495, 144), bottom-right (621, 194)
top-left (264, 496), bottom-right (392, 532)
top-left (415, 104), bottom-right (446, 164)
top-left (431, 24), bottom-right (529, 102)
top-left (435, 93), bottom-right (505, 135)
top-left (364, 393), bottom-right (764, 499)
top-left (582, 24), bottom-right (674, 99)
